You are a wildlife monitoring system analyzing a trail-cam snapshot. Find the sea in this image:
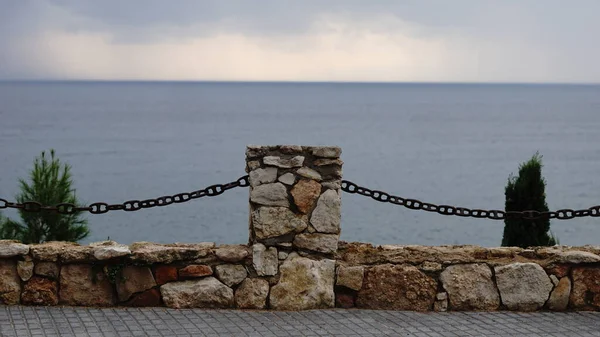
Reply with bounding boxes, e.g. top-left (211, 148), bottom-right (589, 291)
top-left (1, 81), bottom-right (599, 247)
